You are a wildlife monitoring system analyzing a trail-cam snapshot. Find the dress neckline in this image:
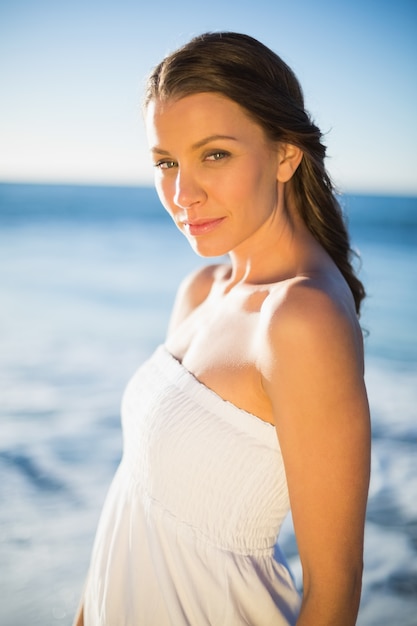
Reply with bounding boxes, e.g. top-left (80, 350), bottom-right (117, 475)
top-left (156, 344), bottom-right (278, 446)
